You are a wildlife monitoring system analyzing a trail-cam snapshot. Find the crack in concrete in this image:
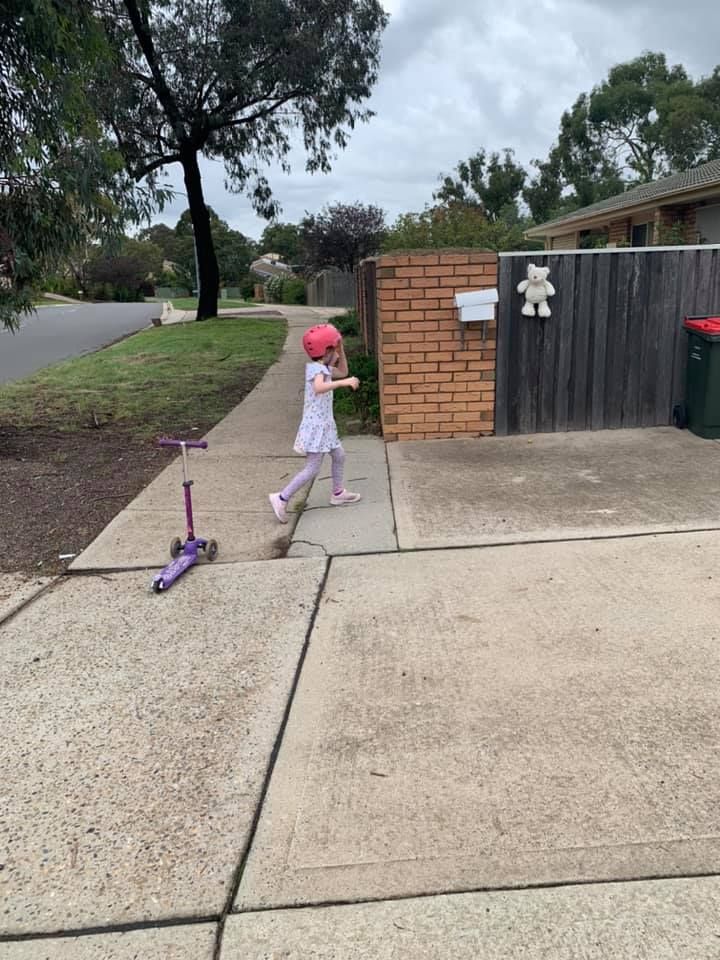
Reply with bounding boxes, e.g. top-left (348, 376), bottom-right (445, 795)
top-left (384, 447), bottom-right (401, 552)
top-left (229, 869), bottom-right (720, 918)
top-left (0, 915), bottom-right (217, 944)
top-left (0, 577), bottom-right (61, 631)
top-left (211, 558), bottom-right (333, 960)
top-left (5, 869), bottom-right (720, 943)
top-left (288, 539), bottom-right (329, 556)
